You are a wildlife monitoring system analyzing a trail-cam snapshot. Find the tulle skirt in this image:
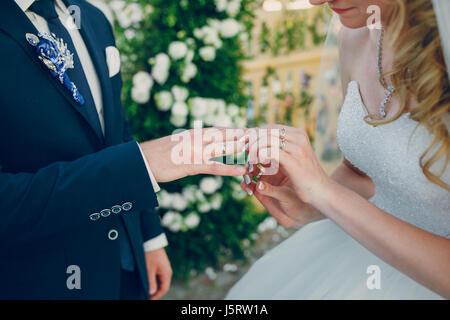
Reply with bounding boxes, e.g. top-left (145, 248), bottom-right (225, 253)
top-left (226, 219), bottom-right (443, 300)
